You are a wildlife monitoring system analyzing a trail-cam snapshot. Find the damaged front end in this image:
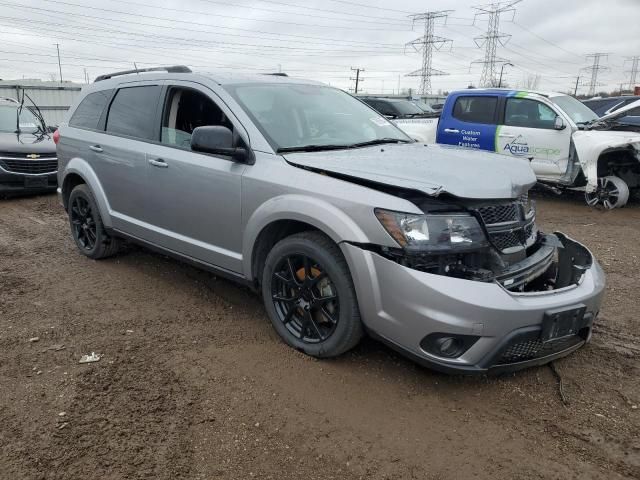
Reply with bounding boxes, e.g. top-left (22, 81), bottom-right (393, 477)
top-left (374, 194), bottom-right (592, 293)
